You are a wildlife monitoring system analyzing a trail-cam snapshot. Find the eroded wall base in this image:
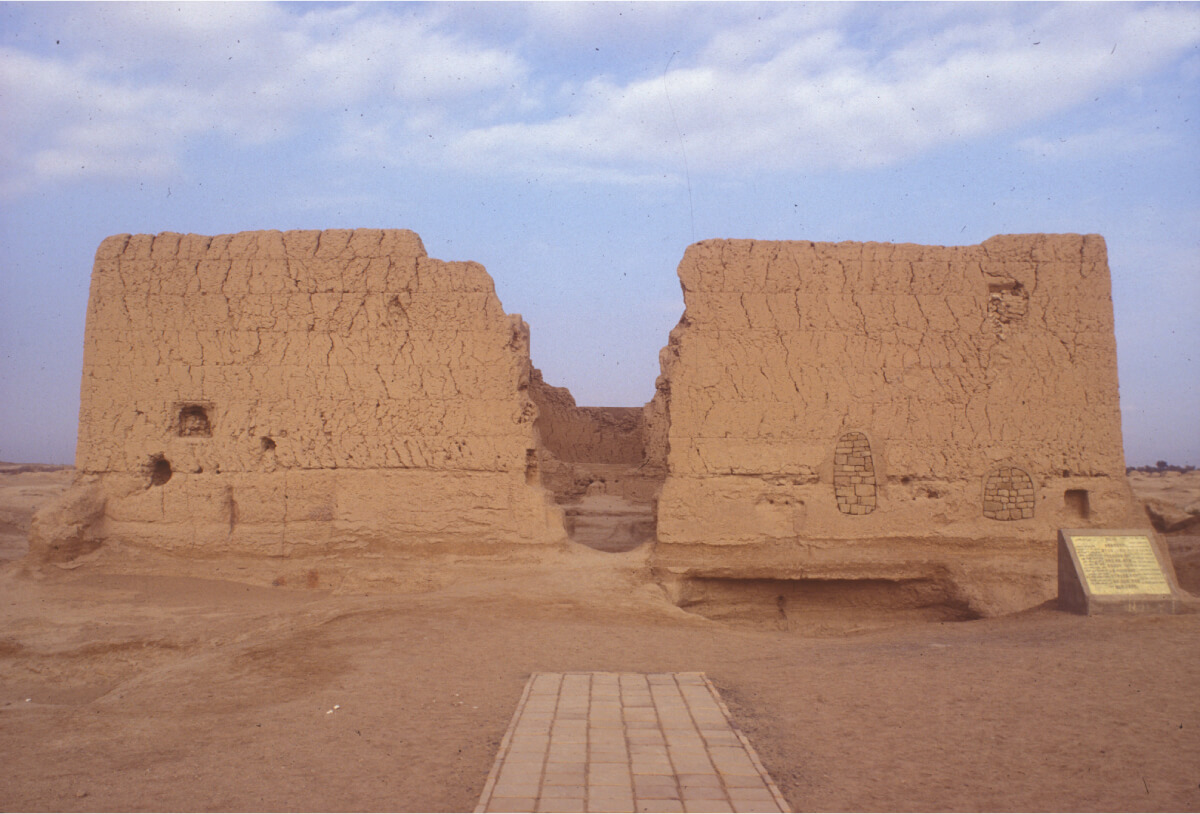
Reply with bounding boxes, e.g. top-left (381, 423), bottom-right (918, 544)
top-left (40, 469), bottom-right (565, 559)
top-left (653, 534), bottom-right (1063, 618)
top-left (656, 473), bottom-right (1140, 545)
